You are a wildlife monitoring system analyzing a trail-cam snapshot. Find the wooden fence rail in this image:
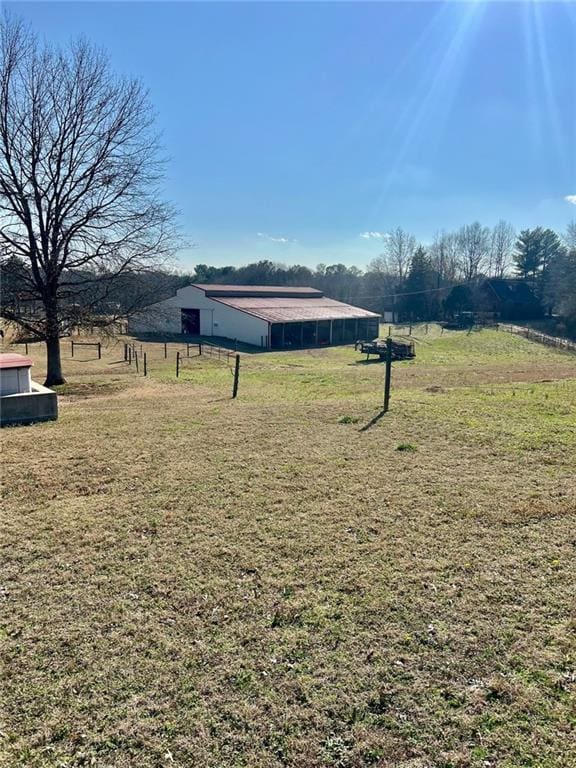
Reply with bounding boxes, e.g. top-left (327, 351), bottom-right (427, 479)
top-left (499, 324), bottom-right (576, 353)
